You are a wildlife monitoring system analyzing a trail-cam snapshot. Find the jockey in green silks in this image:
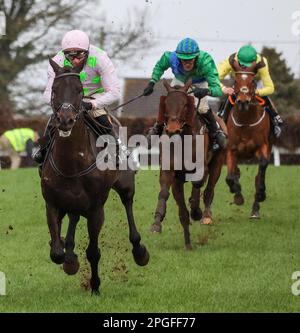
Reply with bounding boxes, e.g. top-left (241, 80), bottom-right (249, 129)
top-left (143, 37), bottom-right (227, 151)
